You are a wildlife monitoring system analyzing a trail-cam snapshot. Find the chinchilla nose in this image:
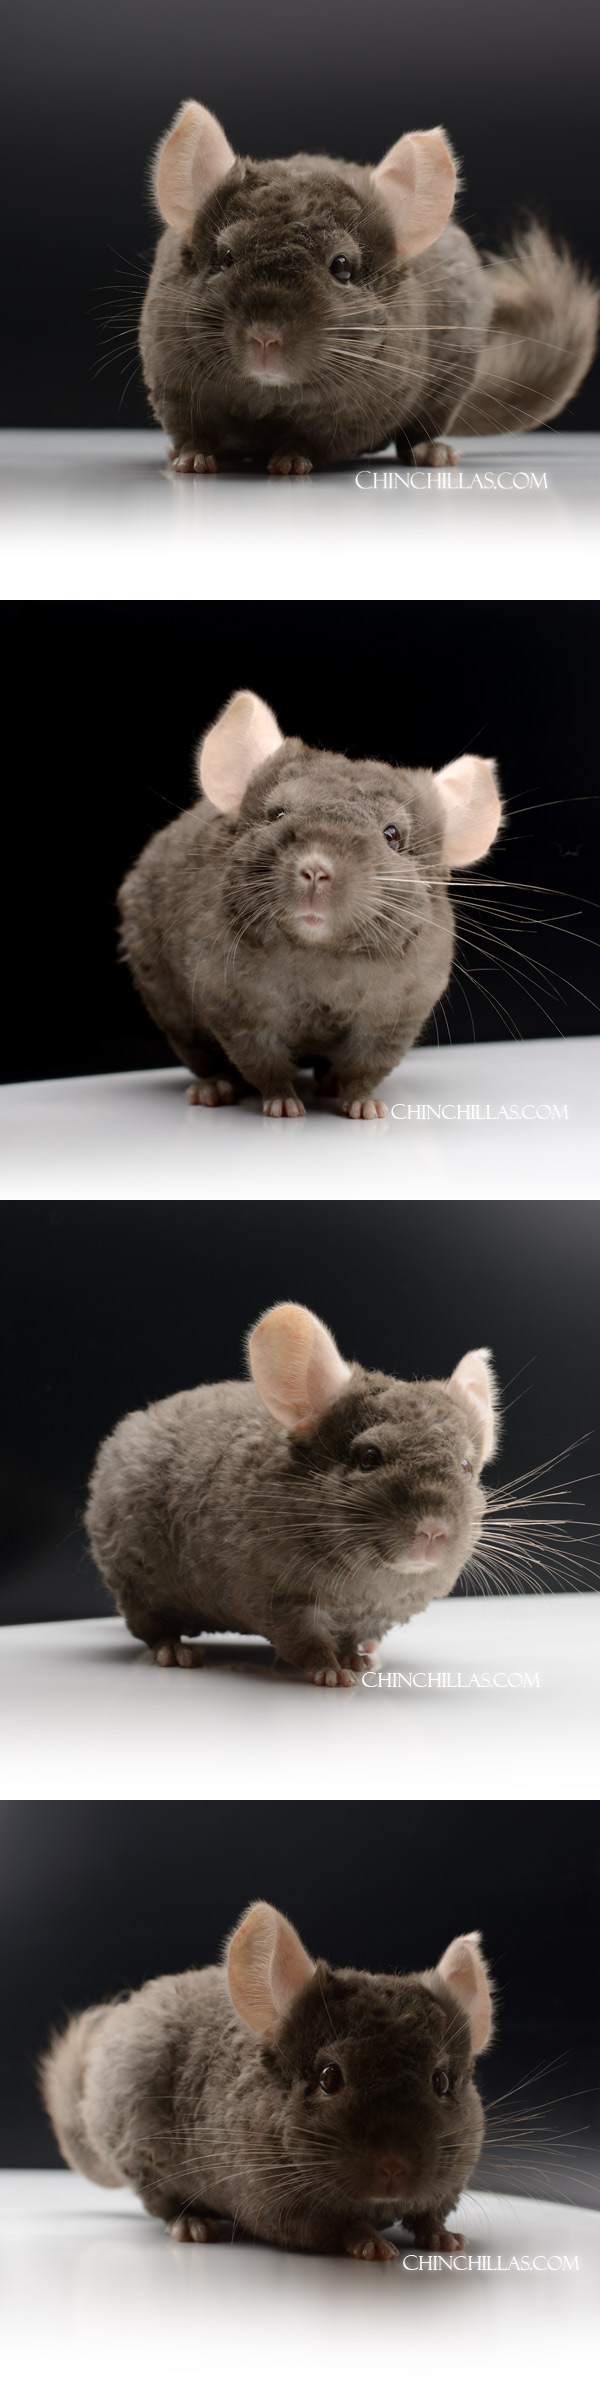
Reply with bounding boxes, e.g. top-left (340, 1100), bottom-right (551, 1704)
top-left (247, 324), bottom-right (283, 362)
top-left (375, 2155), bottom-right (411, 2190)
top-left (298, 853), bottom-right (333, 890)
top-left (409, 1519), bottom-right (449, 1566)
